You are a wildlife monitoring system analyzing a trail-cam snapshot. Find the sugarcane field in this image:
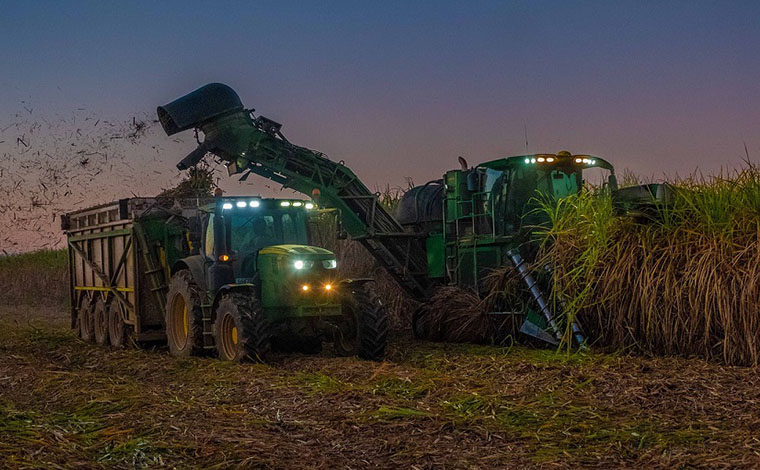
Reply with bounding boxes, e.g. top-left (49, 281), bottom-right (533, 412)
top-left (2, 3), bottom-right (760, 469)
